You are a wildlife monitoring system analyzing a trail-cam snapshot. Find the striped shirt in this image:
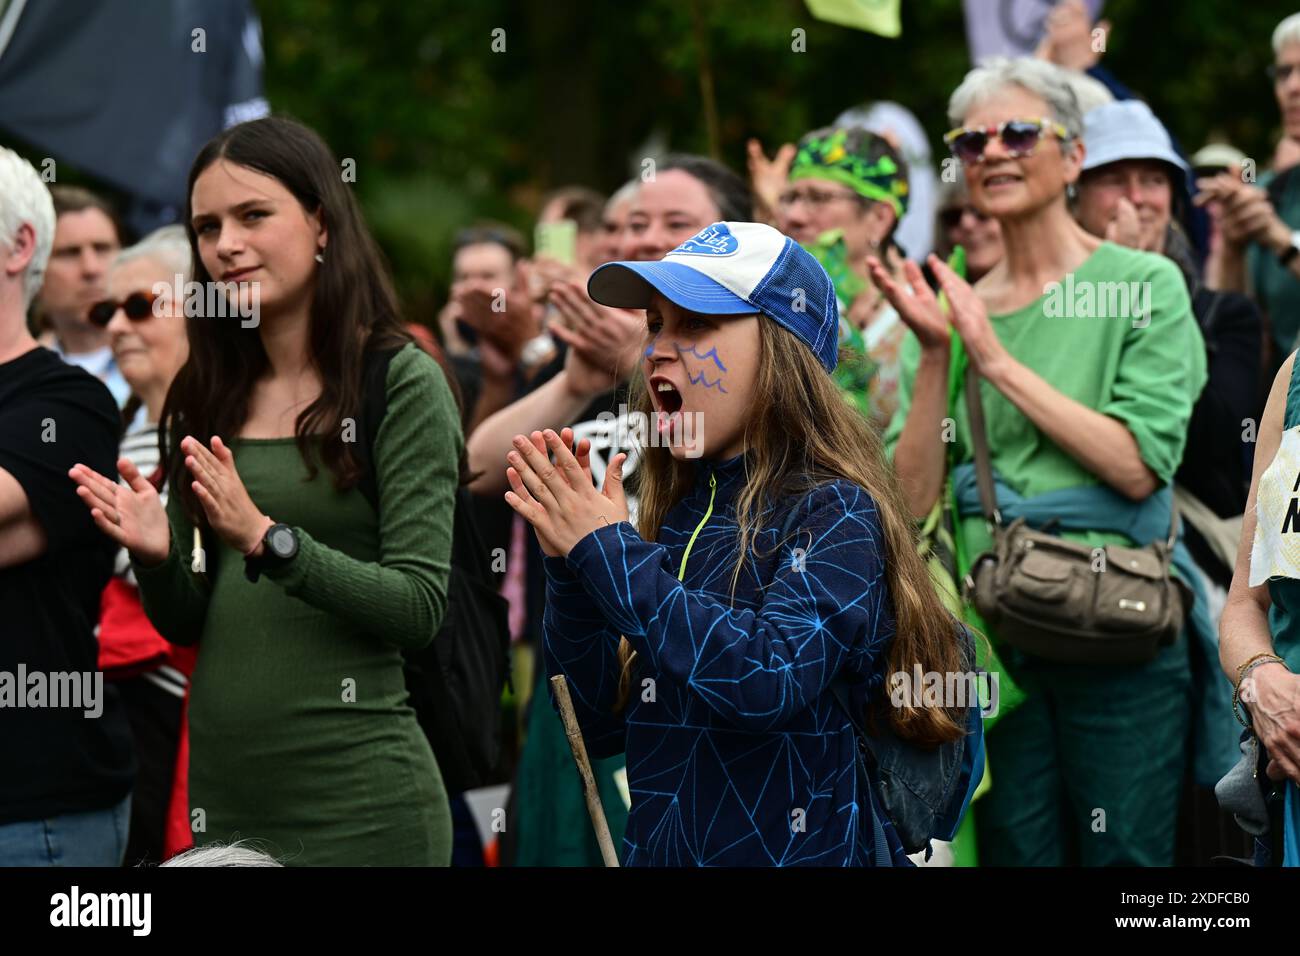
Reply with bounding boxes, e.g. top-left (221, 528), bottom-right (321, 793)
top-left (112, 423), bottom-right (188, 699)
top-left (113, 424), bottom-right (163, 580)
